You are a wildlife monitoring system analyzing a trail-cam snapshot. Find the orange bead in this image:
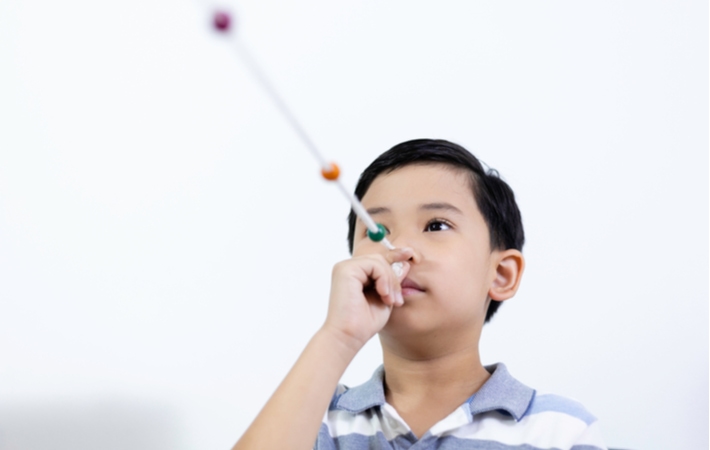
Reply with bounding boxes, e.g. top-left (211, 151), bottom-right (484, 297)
top-left (321, 162), bottom-right (340, 181)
